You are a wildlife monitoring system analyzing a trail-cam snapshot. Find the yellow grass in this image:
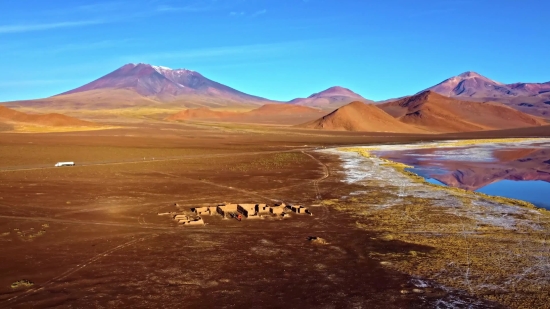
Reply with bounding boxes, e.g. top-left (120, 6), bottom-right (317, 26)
top-left (325, 149), bottom-right (550, 308)
top-left (443, 138), bottom-right (547, 147)
top-left (13, 125), bottom-right (120, 133)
